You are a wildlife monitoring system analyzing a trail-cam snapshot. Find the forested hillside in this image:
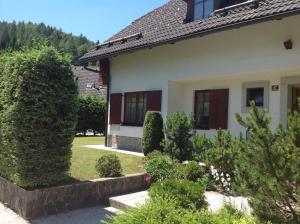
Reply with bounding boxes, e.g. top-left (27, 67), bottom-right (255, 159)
top-left (0, 21), bottom-right (95, 62)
